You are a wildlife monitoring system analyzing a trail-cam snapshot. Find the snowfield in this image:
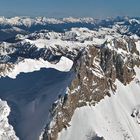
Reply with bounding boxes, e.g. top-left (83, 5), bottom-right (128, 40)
top-left (5, 56), bottom-right (73, 79)
top-left (58, 67), bottom-right (140, 140)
